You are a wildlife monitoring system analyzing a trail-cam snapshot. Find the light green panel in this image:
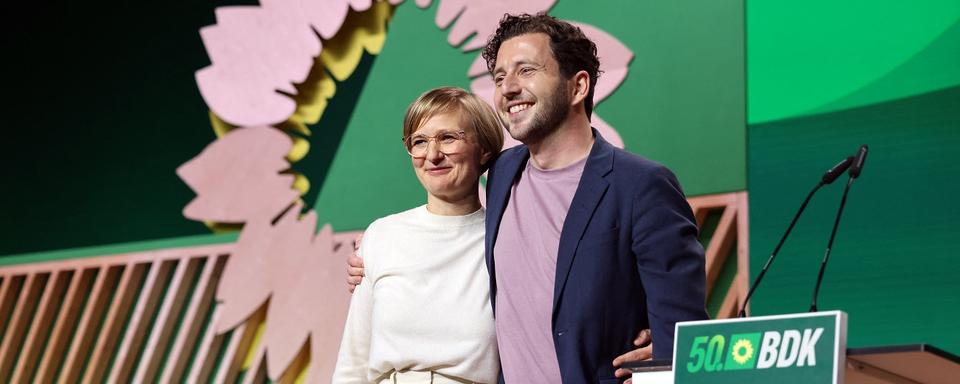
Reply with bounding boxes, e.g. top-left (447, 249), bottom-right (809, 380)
top-left (748, 0), bottom-right (960, 123)
top-left (810, 19), bottom-right (960, 116)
